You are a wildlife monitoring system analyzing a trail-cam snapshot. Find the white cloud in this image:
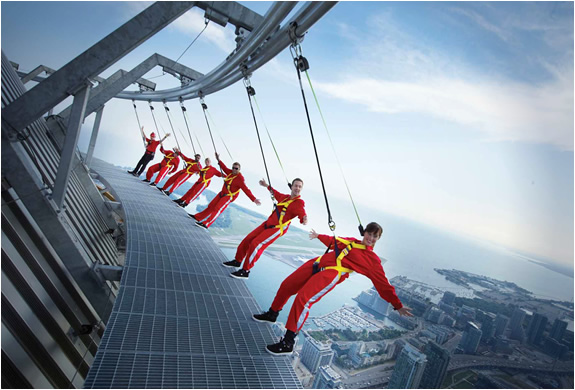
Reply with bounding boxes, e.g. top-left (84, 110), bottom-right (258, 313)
top-left (449, 7), bottom-right (512, 43)
top-left (315, 9), bottom-right (574, 151)
top-left (315, 71), bottom-right (573, 150)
